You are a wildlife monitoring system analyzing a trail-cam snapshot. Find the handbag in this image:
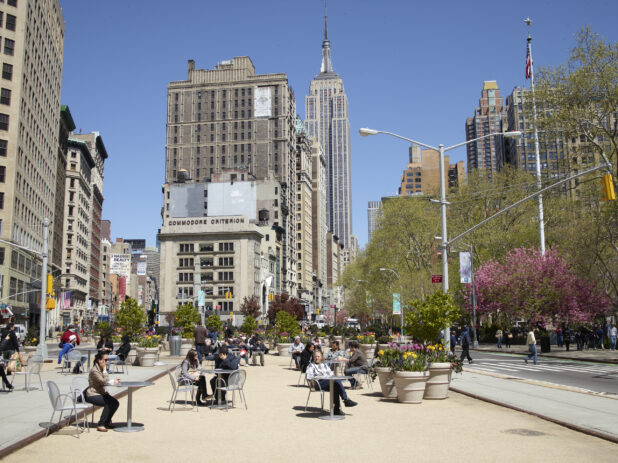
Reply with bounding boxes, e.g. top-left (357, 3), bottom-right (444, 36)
top-left (508, 334), bottom-right (513, 339)
top-left (7, 352), bottom-right (21, 373)
top-left (0, 333), bottom-right (12, 351)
